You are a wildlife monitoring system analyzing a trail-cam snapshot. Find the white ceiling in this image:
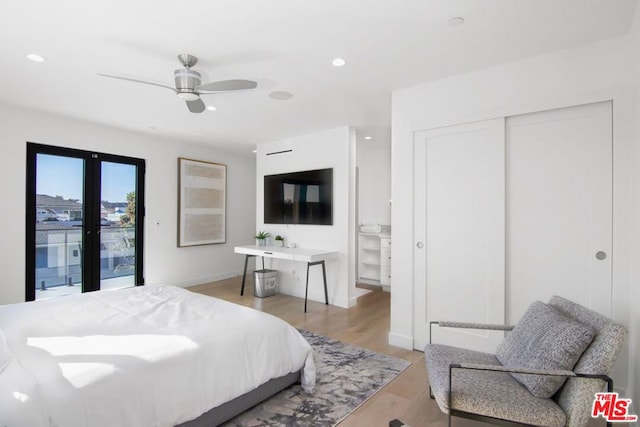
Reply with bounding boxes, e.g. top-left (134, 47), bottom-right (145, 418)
top-left (0, 0), bottom-right (636, 154)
